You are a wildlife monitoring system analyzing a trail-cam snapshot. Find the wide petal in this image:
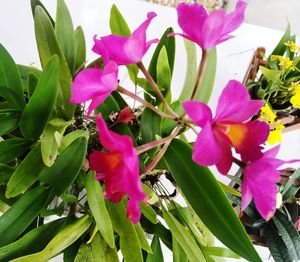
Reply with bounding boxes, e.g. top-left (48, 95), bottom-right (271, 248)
top-left (92, 35), bottom-right (110, 64)
top-left (127, 198), bottom-right (143, 224)
top-left (183, 100), bottom-right (213, 127)
top-left (222, 1), bottom-right (247, 36)
top-left (192, 122), bottom-right (223, 166)
top-left (200, 9), bottom-right (225, 49)
top-left (241, 179), bottom-right (253, 211)
top-left (176, 3), bottom-right (208, 46)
